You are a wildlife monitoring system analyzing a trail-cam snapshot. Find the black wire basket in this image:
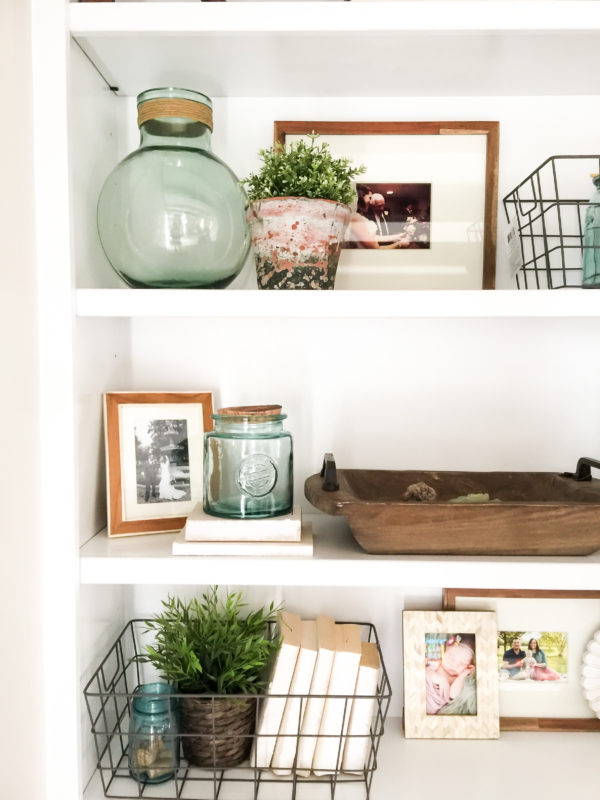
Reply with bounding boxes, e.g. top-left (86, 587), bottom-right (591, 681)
top-left (503, 155), bottom-right (600, 289)
top-left (83, 619), bottom-right (392, 800)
